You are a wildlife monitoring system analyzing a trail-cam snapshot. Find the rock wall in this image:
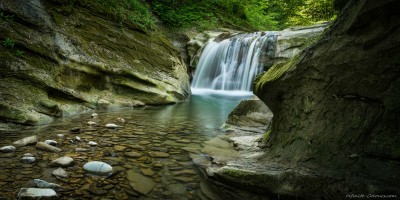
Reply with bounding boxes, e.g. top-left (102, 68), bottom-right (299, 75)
top-left (253, 0), bottom-right (400, 198)
top-left (0, 0), bottom-right (189, 128)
